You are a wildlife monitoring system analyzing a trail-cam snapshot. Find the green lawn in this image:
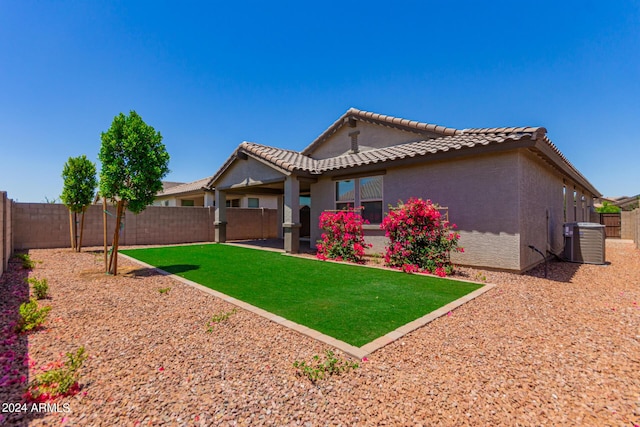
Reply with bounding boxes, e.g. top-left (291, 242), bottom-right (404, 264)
top-left (121, 244), bottom-right (482, 347)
